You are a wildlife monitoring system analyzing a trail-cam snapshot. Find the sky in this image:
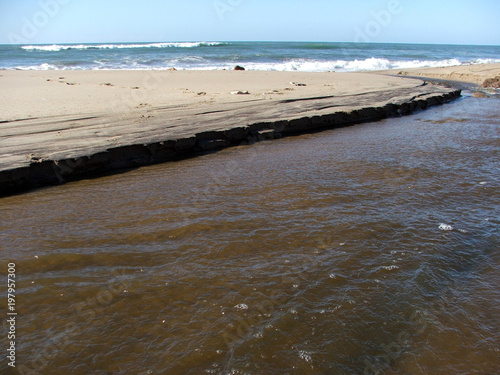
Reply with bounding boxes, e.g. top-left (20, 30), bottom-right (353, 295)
top-left (0, 0), bottom-right (499, 45)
